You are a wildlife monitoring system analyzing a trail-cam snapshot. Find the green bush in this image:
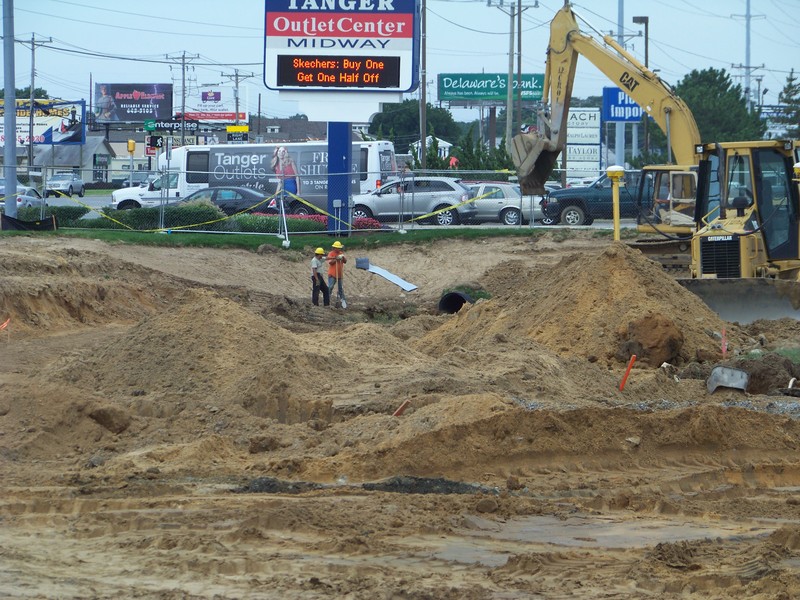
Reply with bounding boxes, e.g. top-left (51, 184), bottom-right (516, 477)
top-left (236, 213), bottom-right (280, 233)
top-left (93, 201), bottom-right (231, 232)
top-left (4, 205), bottom-right (91, 227)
